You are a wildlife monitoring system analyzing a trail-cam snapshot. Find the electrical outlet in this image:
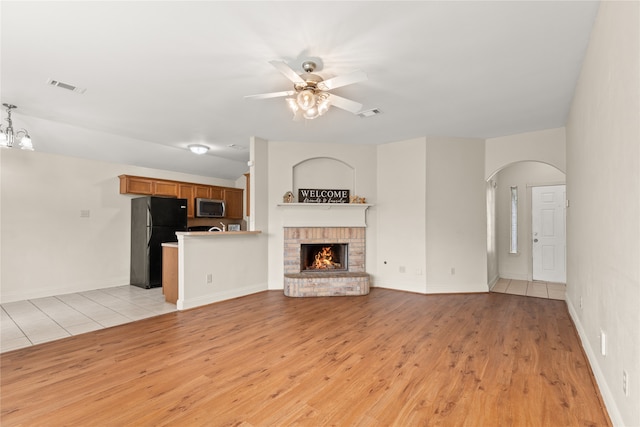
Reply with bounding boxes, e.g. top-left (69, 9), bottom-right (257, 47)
top-left (206, 273), bottom-right (213, 284)
top-left (623, 370), bottom-right (629, 396)
top-left (451, 267), bottom-right (456, 275)
top-left (80, 209), bottom-right (90, 218)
